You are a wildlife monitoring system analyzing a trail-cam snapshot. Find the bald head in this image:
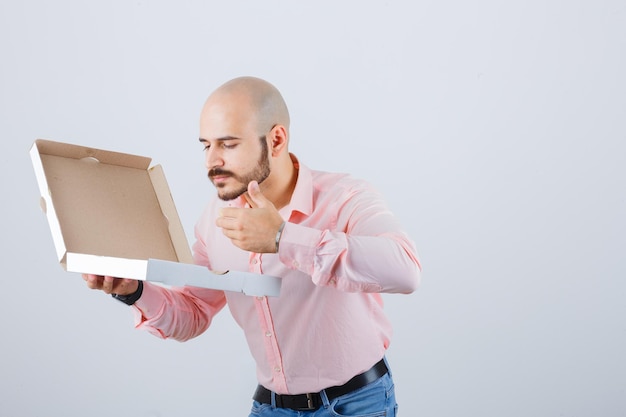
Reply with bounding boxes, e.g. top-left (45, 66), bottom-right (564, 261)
top-left (203, 76), bottom-right (290, 136)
